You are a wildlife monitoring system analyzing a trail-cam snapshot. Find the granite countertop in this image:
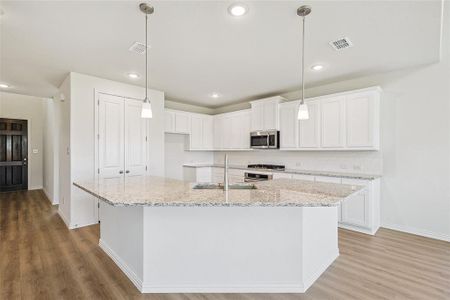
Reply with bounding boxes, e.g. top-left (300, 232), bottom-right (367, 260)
top-left (183, 163), bottom-right (381, 180)
top-left (73, 176), bottom-right (363, 207)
